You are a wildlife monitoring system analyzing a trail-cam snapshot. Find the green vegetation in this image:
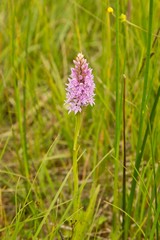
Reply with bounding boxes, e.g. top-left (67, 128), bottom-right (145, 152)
top-left (0, 0), bottom-right (159, 239)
